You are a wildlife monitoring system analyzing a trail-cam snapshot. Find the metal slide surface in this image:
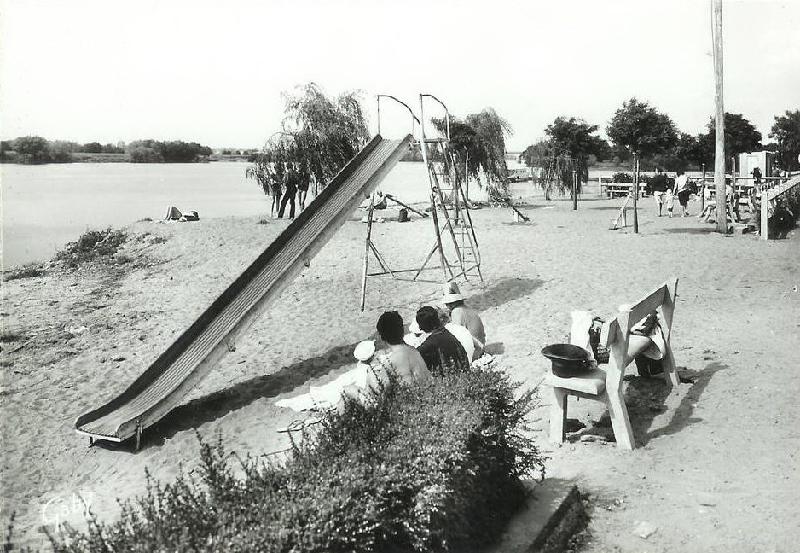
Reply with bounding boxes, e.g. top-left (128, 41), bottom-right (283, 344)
top-left (75, 135), bottom-right (412, 442)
